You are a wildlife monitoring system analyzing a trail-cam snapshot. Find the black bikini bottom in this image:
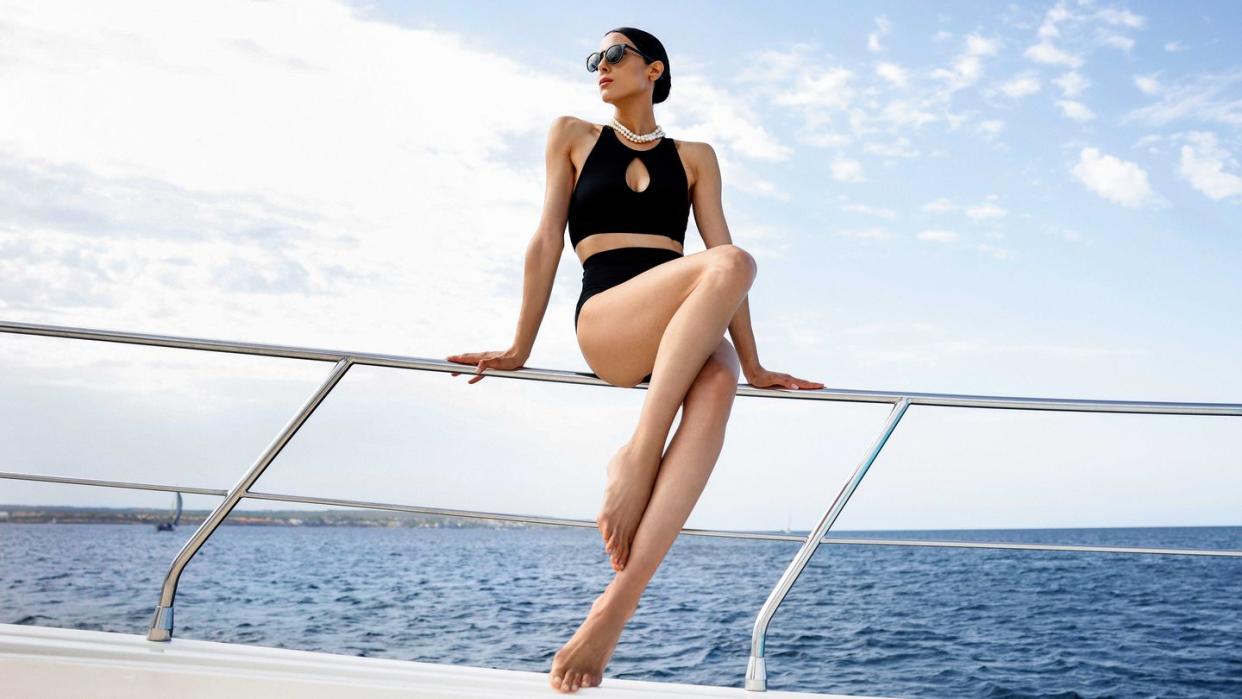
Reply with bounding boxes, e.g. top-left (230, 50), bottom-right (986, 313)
top-left (575, 246), bottom-right (683, 384)
top-left (575, 247), bottom-right (683, 330)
